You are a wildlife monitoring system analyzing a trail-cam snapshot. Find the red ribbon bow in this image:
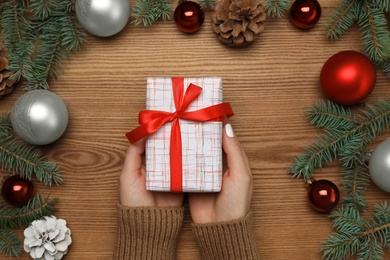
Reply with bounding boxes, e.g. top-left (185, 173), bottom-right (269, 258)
top-left (126, 77), bottom-right (234, 192)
